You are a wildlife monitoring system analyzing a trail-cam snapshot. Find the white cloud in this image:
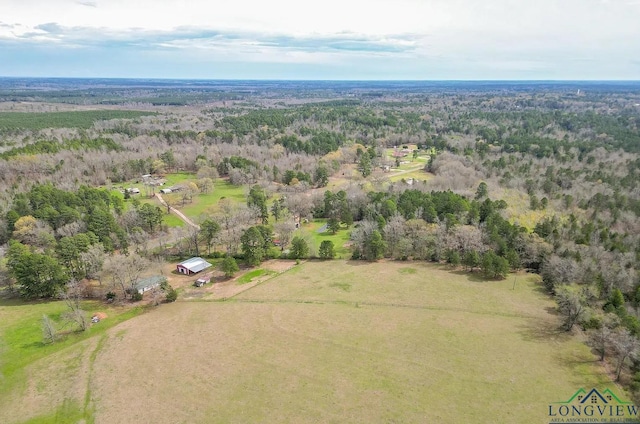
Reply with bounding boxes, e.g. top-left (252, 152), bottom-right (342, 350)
top-left (1, 0), bottom-right (636, 36)
top-left (0, 0), bottom-right (639, 78)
